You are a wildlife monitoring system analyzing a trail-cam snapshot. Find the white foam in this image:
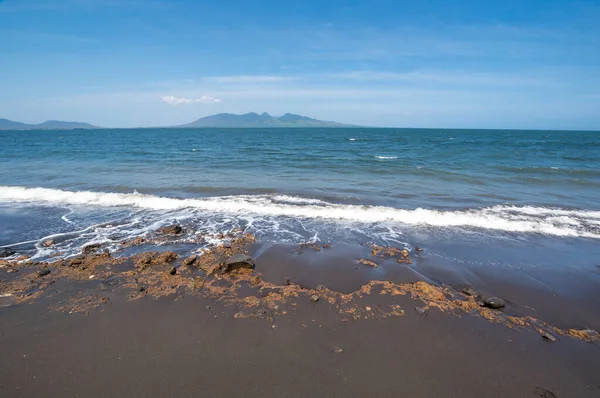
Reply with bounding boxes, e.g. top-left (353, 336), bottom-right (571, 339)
top-left (0, 186), bottom-right (599, 239)
top-left (375, 156), bottom-right (398, 160)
